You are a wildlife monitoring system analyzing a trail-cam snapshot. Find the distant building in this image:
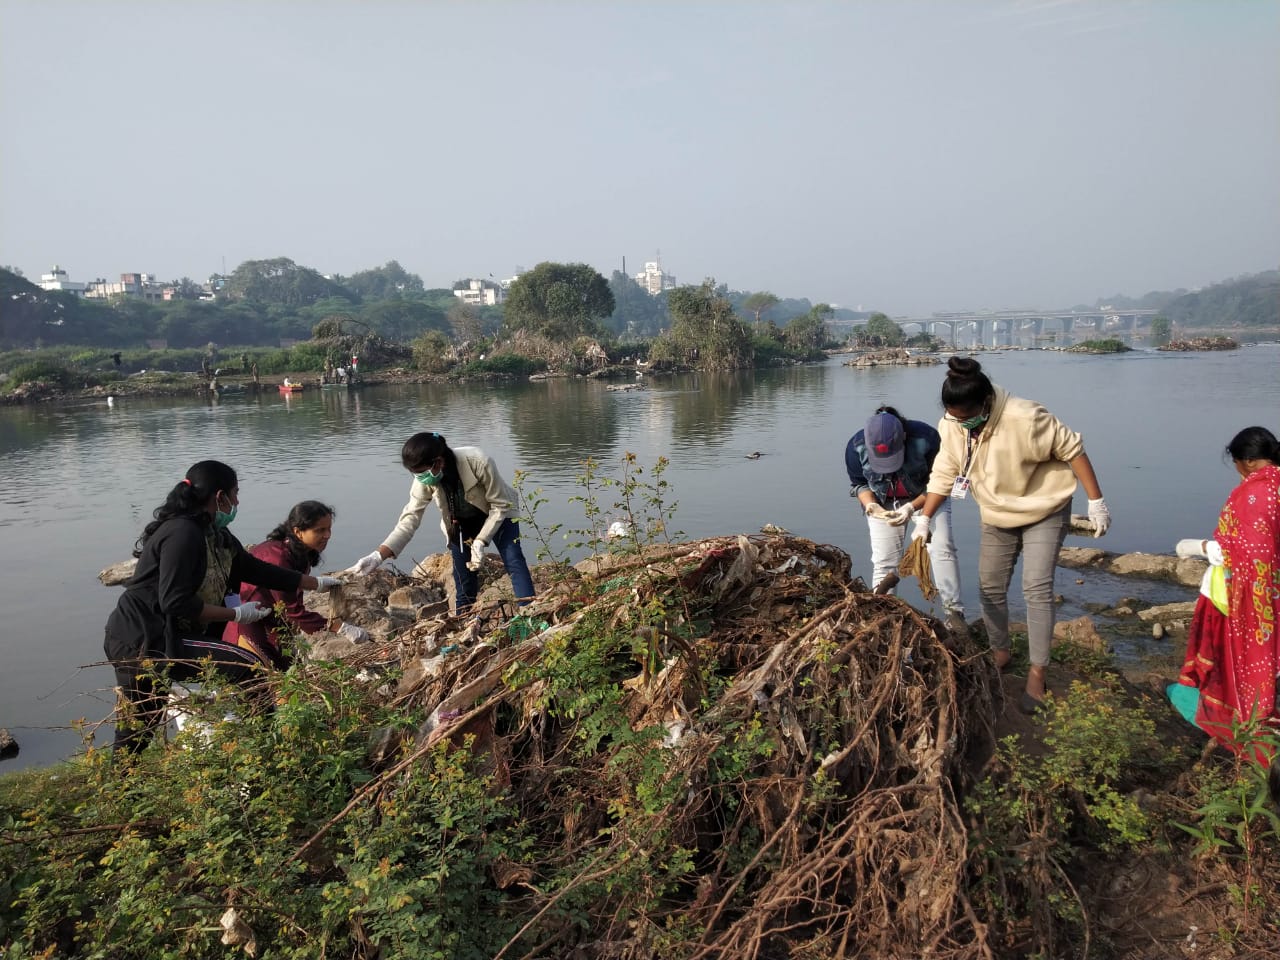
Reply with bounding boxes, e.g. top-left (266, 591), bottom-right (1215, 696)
top-left (453, 278), bottom-right (506, 307)
top-left (634, 258), bottom-right (676, 296)
top-left (84, 272), bottom-right (175, 302)
top-left (38, 265), bottom-right (87, 296)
